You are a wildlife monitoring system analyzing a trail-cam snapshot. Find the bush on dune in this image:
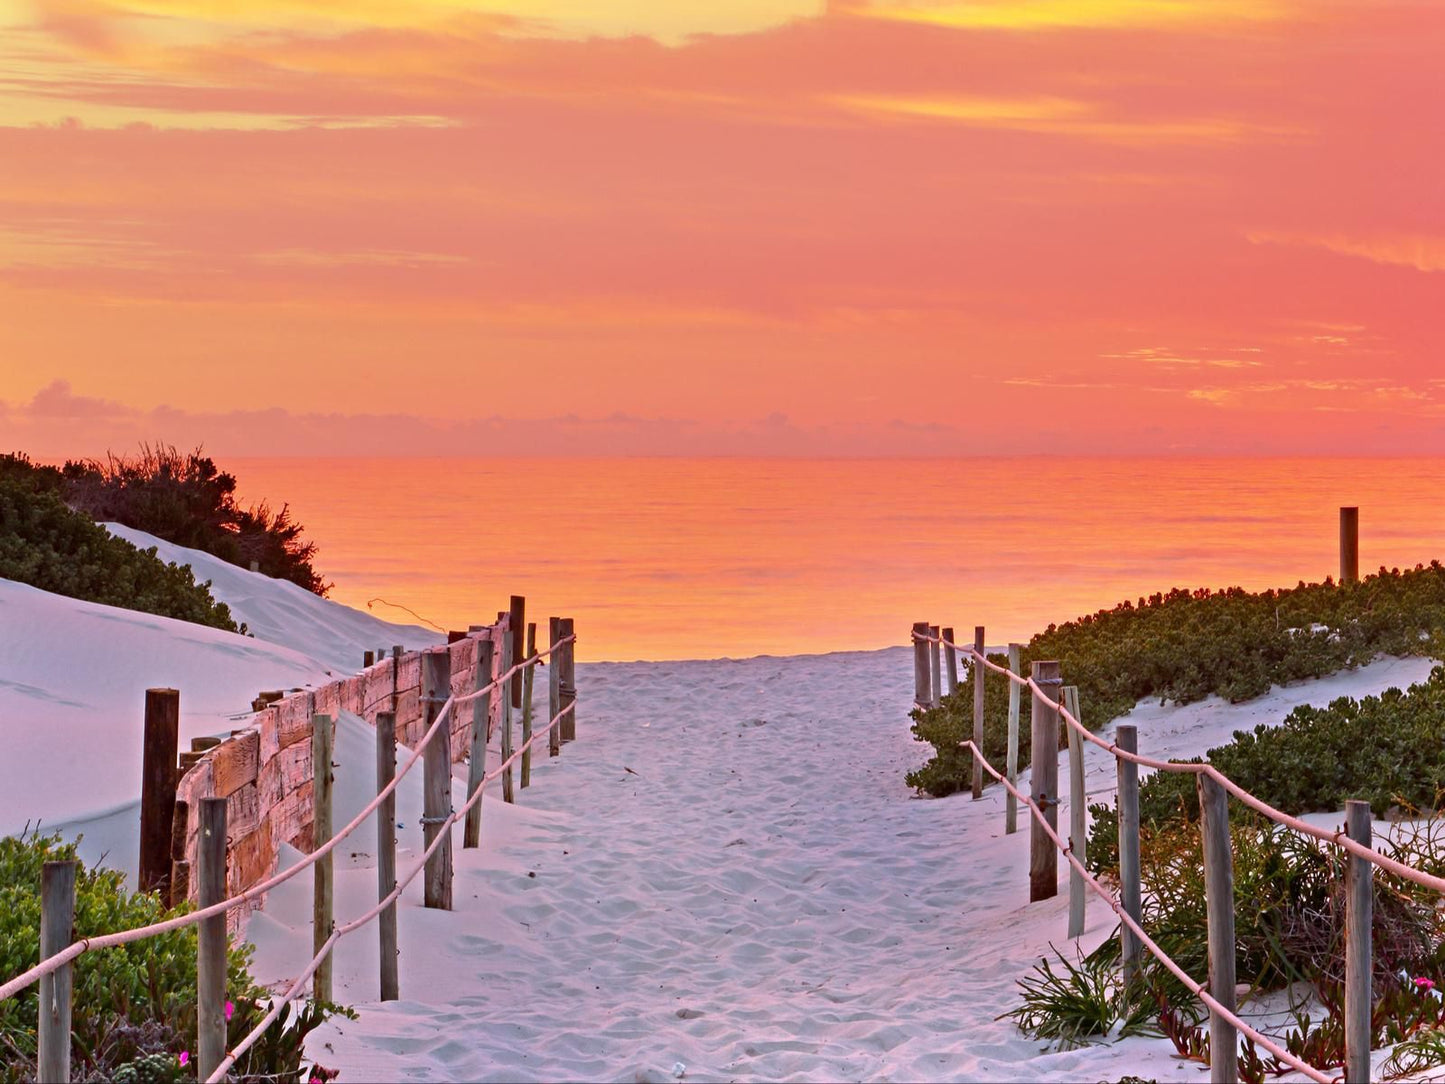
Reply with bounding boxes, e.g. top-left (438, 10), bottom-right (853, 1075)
top-left (0, 477), bottom-right (240, 632)
top-left (1, 447), bottom-right (329, 596)
top-left (908, 569), bottom-right (1445, 797)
